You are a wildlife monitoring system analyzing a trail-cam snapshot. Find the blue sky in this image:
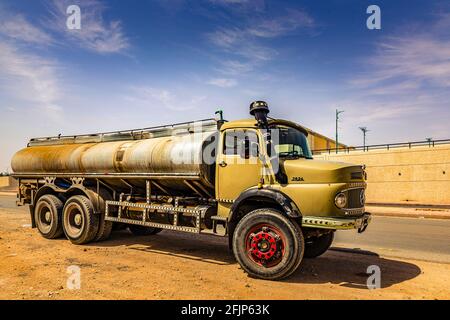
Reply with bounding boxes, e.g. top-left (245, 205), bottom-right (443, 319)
top-left (0, 0), bottom-right (449, 171)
